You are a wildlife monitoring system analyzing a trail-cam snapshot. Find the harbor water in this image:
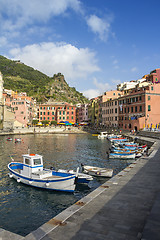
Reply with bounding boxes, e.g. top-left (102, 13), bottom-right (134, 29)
top-left (0, 133), bottom-right (134, 236)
